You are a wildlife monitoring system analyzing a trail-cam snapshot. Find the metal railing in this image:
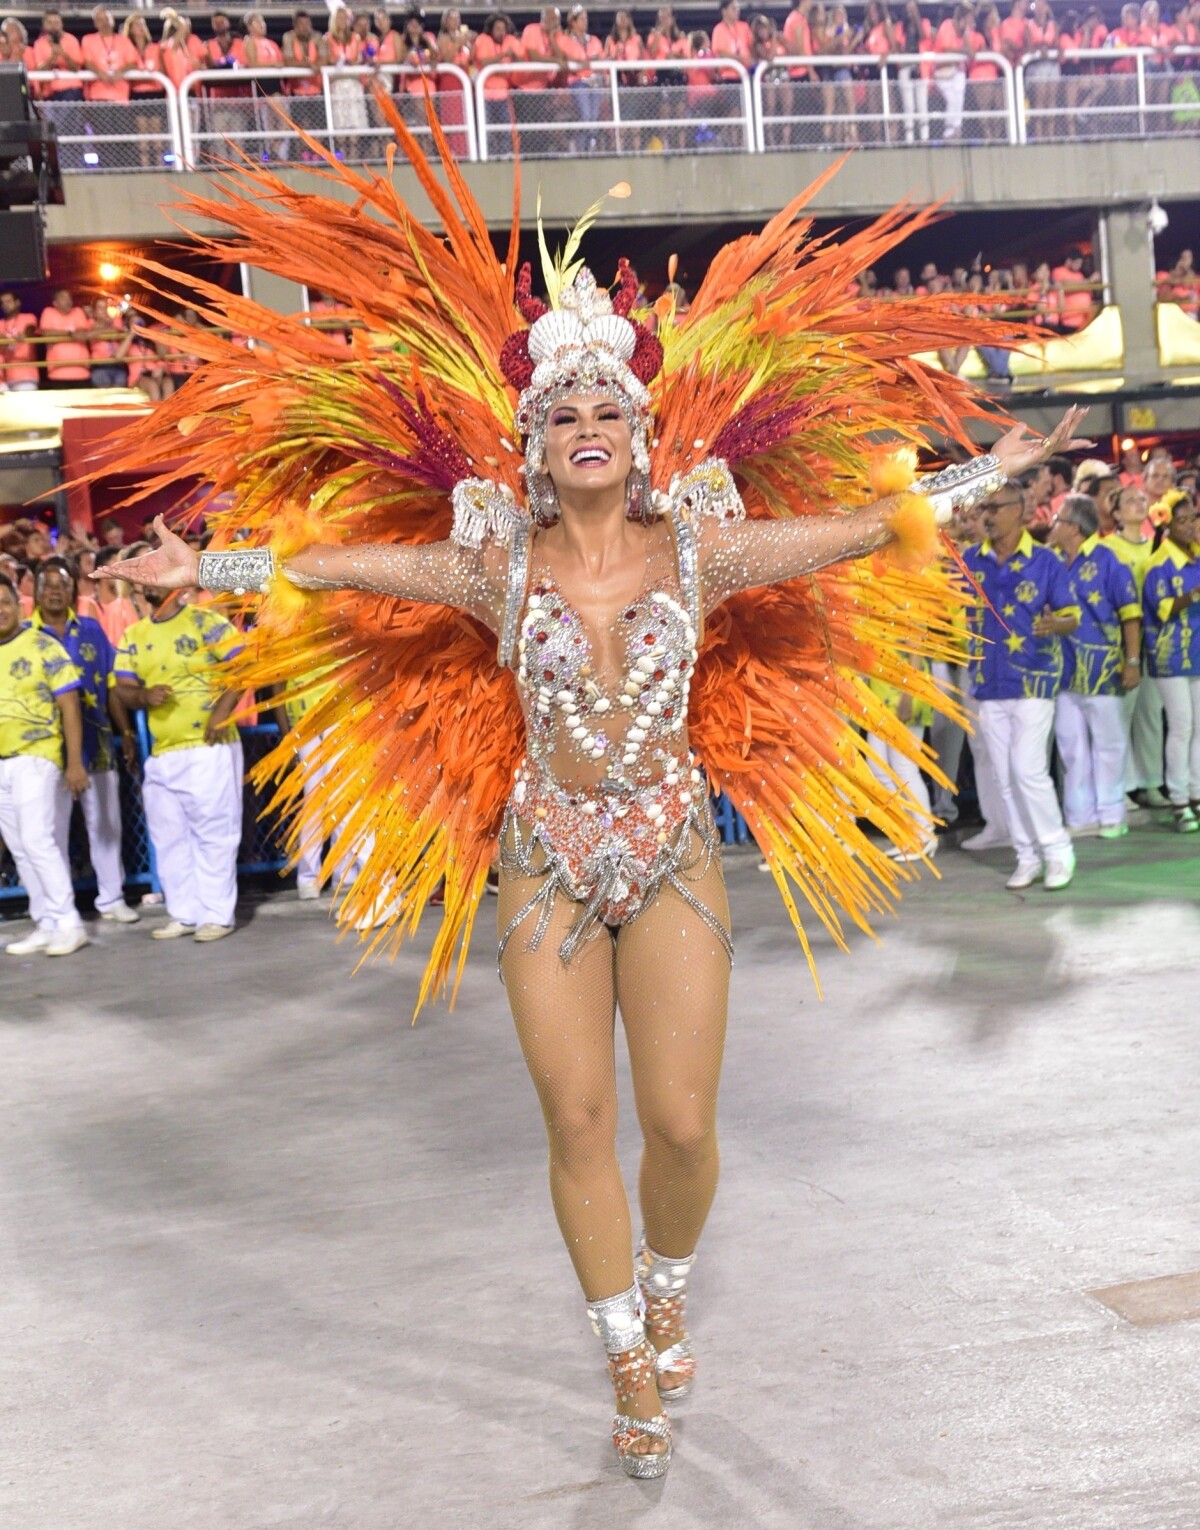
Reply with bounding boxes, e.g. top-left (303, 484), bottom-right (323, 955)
top-left (0, 722), bottom-right (287, 907)
top-left (473, 57), bottom-right (754, 161)
top-left (25, 46), bottom-right (1200, 174)
top-left (177, 63), bottom-right (477, 167)
top-left (753, 52), bottom-right (1017, 149)
top-left (1014, 45), bottom-right (1200, 143)
top-left (29, 70), bottom-right (183, 171)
